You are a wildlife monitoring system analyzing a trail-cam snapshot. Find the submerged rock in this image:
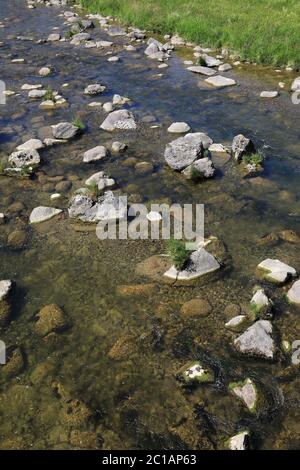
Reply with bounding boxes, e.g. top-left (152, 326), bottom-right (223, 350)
top-left (257, 258), bottom-right (297, 284)
top-left (291, 77), bottom-right (300, 91)
top-left (35, 304), bottom-right (68, 337)
top-left (100, 110), bottom-right (137, 131)
top-left (287, 280), bottom-right (300, 305)
top-left (180, 298), bottom-right (212, 318)
top-left (177, 361), bottom-right (214, 384)
top-left (29, 206), bottom-right (62, 224)
top-left (260, 91), bottom-right (279, 98)
top-left (229, 378), bottom-right (258, 411)
top-left (234, 320), bottom-right (275, 359)
top-left (164, 132), bottom-right (213, 170)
